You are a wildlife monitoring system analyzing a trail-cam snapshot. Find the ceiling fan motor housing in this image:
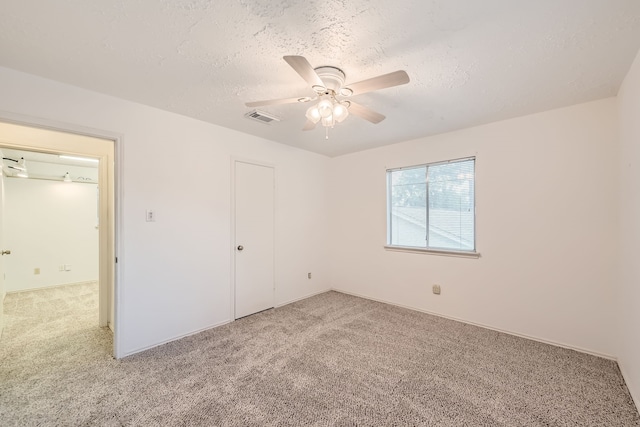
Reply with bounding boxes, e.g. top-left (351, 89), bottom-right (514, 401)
top-left (314, 66), bottom-right (346, 93)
